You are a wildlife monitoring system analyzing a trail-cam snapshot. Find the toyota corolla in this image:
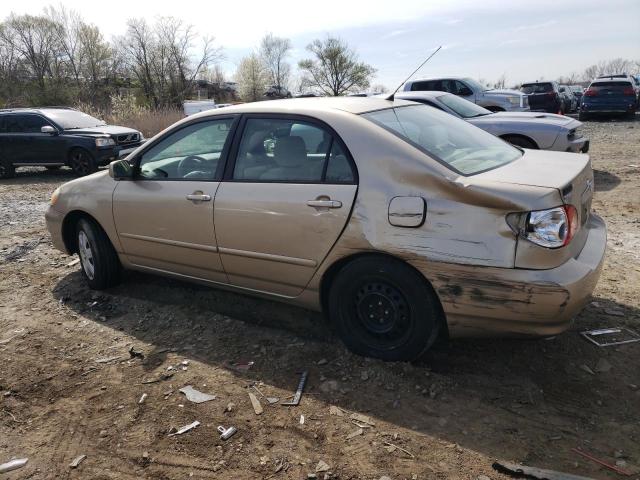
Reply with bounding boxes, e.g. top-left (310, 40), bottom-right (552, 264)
top-left (45, 97), bottom-right (606, 361)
